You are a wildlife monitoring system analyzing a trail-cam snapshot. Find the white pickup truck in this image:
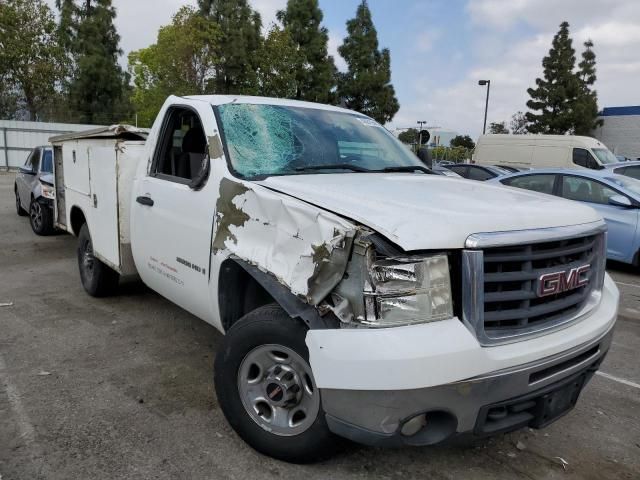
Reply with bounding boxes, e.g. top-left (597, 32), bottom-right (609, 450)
top-left (50, 96), bottom-right (618, 462)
